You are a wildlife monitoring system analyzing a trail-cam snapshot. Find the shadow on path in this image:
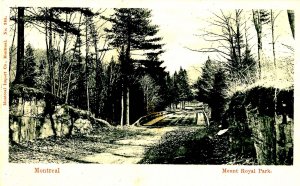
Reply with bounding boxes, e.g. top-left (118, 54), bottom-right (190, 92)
top-left (139, 127), bottom-right (230, 164)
